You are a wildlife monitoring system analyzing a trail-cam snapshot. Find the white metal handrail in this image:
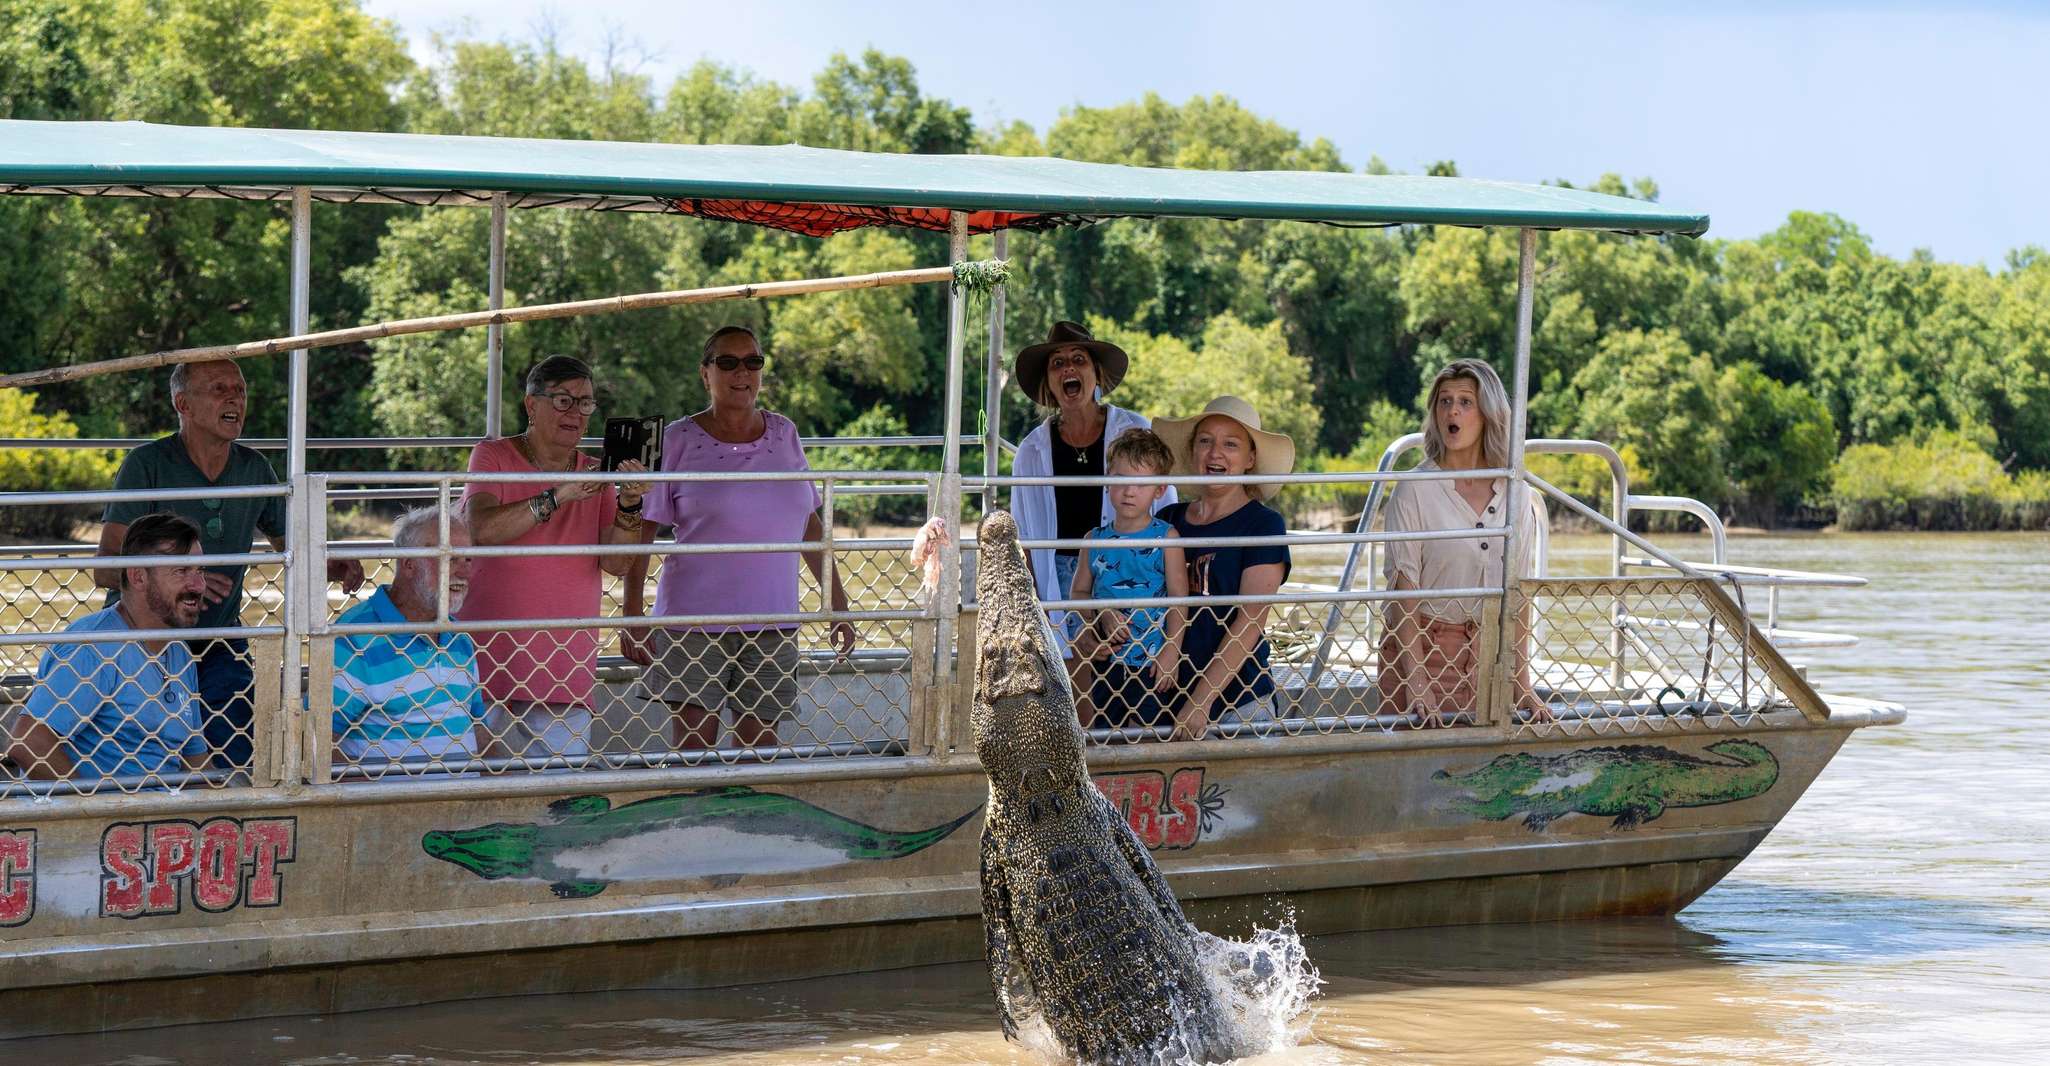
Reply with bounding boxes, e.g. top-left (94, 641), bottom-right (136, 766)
top-left (1618, 556), bottom-right (1866, 588)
